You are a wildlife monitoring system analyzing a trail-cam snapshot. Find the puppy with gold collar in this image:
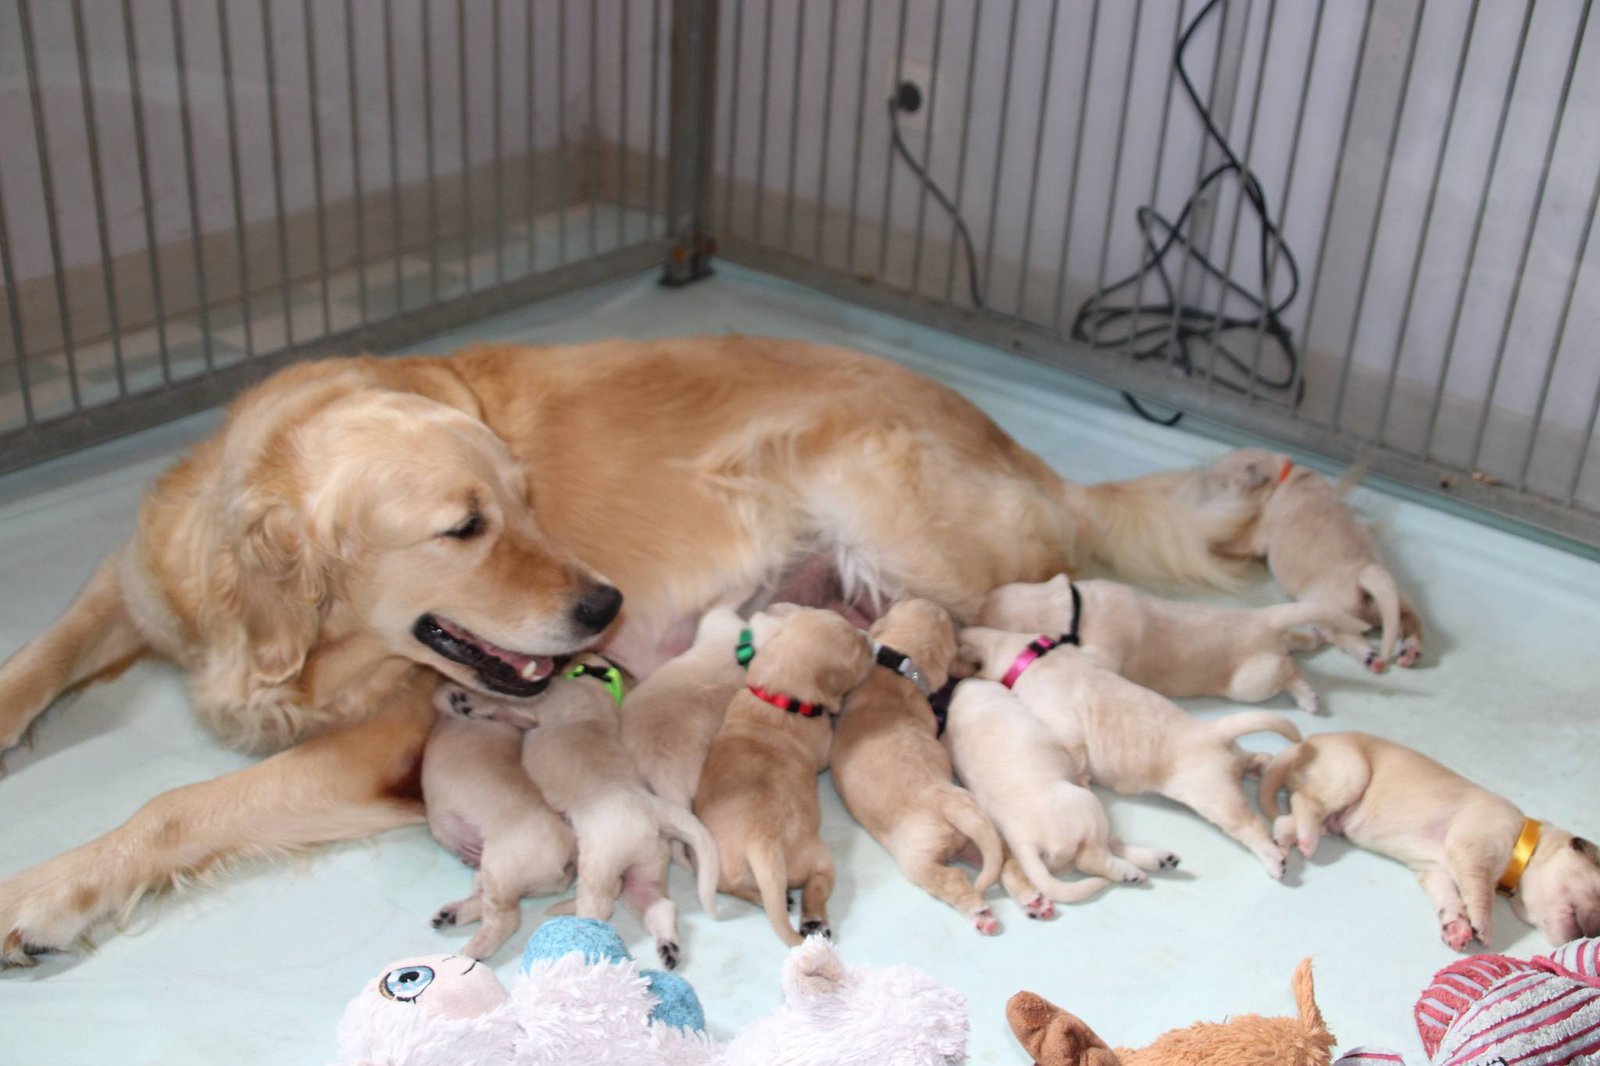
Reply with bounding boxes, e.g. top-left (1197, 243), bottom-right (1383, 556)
top-left (1259, 731), bottom-right (1600, 949)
